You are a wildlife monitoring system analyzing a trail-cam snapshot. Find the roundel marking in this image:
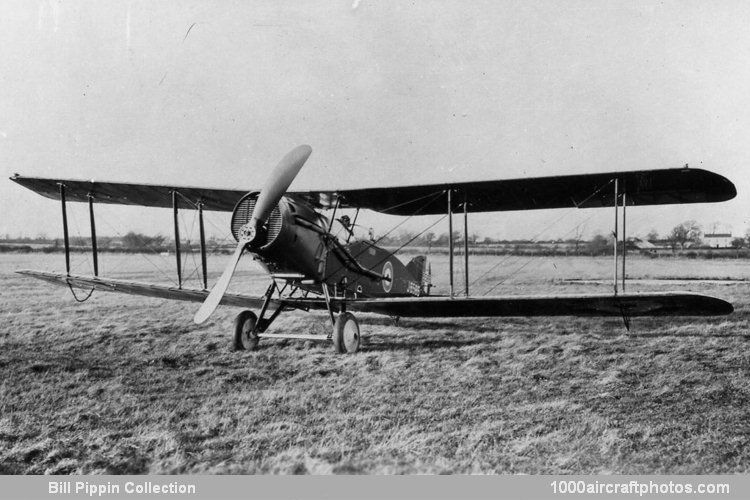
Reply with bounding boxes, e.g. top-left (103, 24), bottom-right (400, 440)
top-left (382, 261), bottom-right (393, 293)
